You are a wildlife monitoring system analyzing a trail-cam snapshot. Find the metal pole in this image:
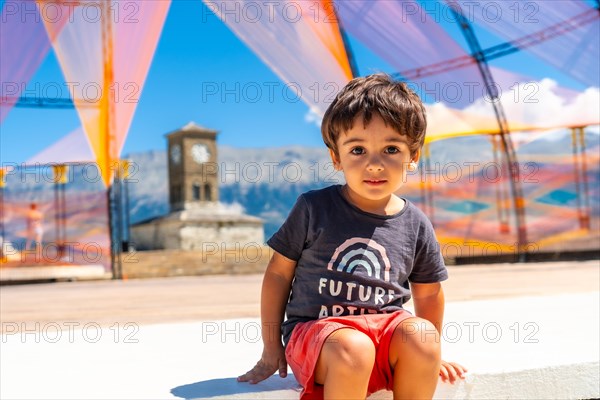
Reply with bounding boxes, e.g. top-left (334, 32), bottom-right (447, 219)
top-left (491, 135), bottom-right (510, 233)
top-left (571, 128), bottom-right (584, 228)
top-left (106, 185), bottom-right (116, 278)
top-left (52, 165), bottom-right (67, 260)
top-left (123, 162), bottom-right (131, 250)
top-left (101, 0), bottom-right (118, 278)
top-left (0, 168), bottom-right (5, 259)
top-left (0, 186), bottom-right (4, 259)
top-left (448, 3), bottom-right (528, 261)
top-left (578, 127), bottom-right (591, 230)
top-left (60, 180), bottom-right (67, 258)
top-left (424, 144), bottom-right (435, 226)
top-left (115, 164), bottom-right (123, 279)
top-left (419, 159), bottom-right (427, 216)
top-left (54, 180), bottom-right (59, 258)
